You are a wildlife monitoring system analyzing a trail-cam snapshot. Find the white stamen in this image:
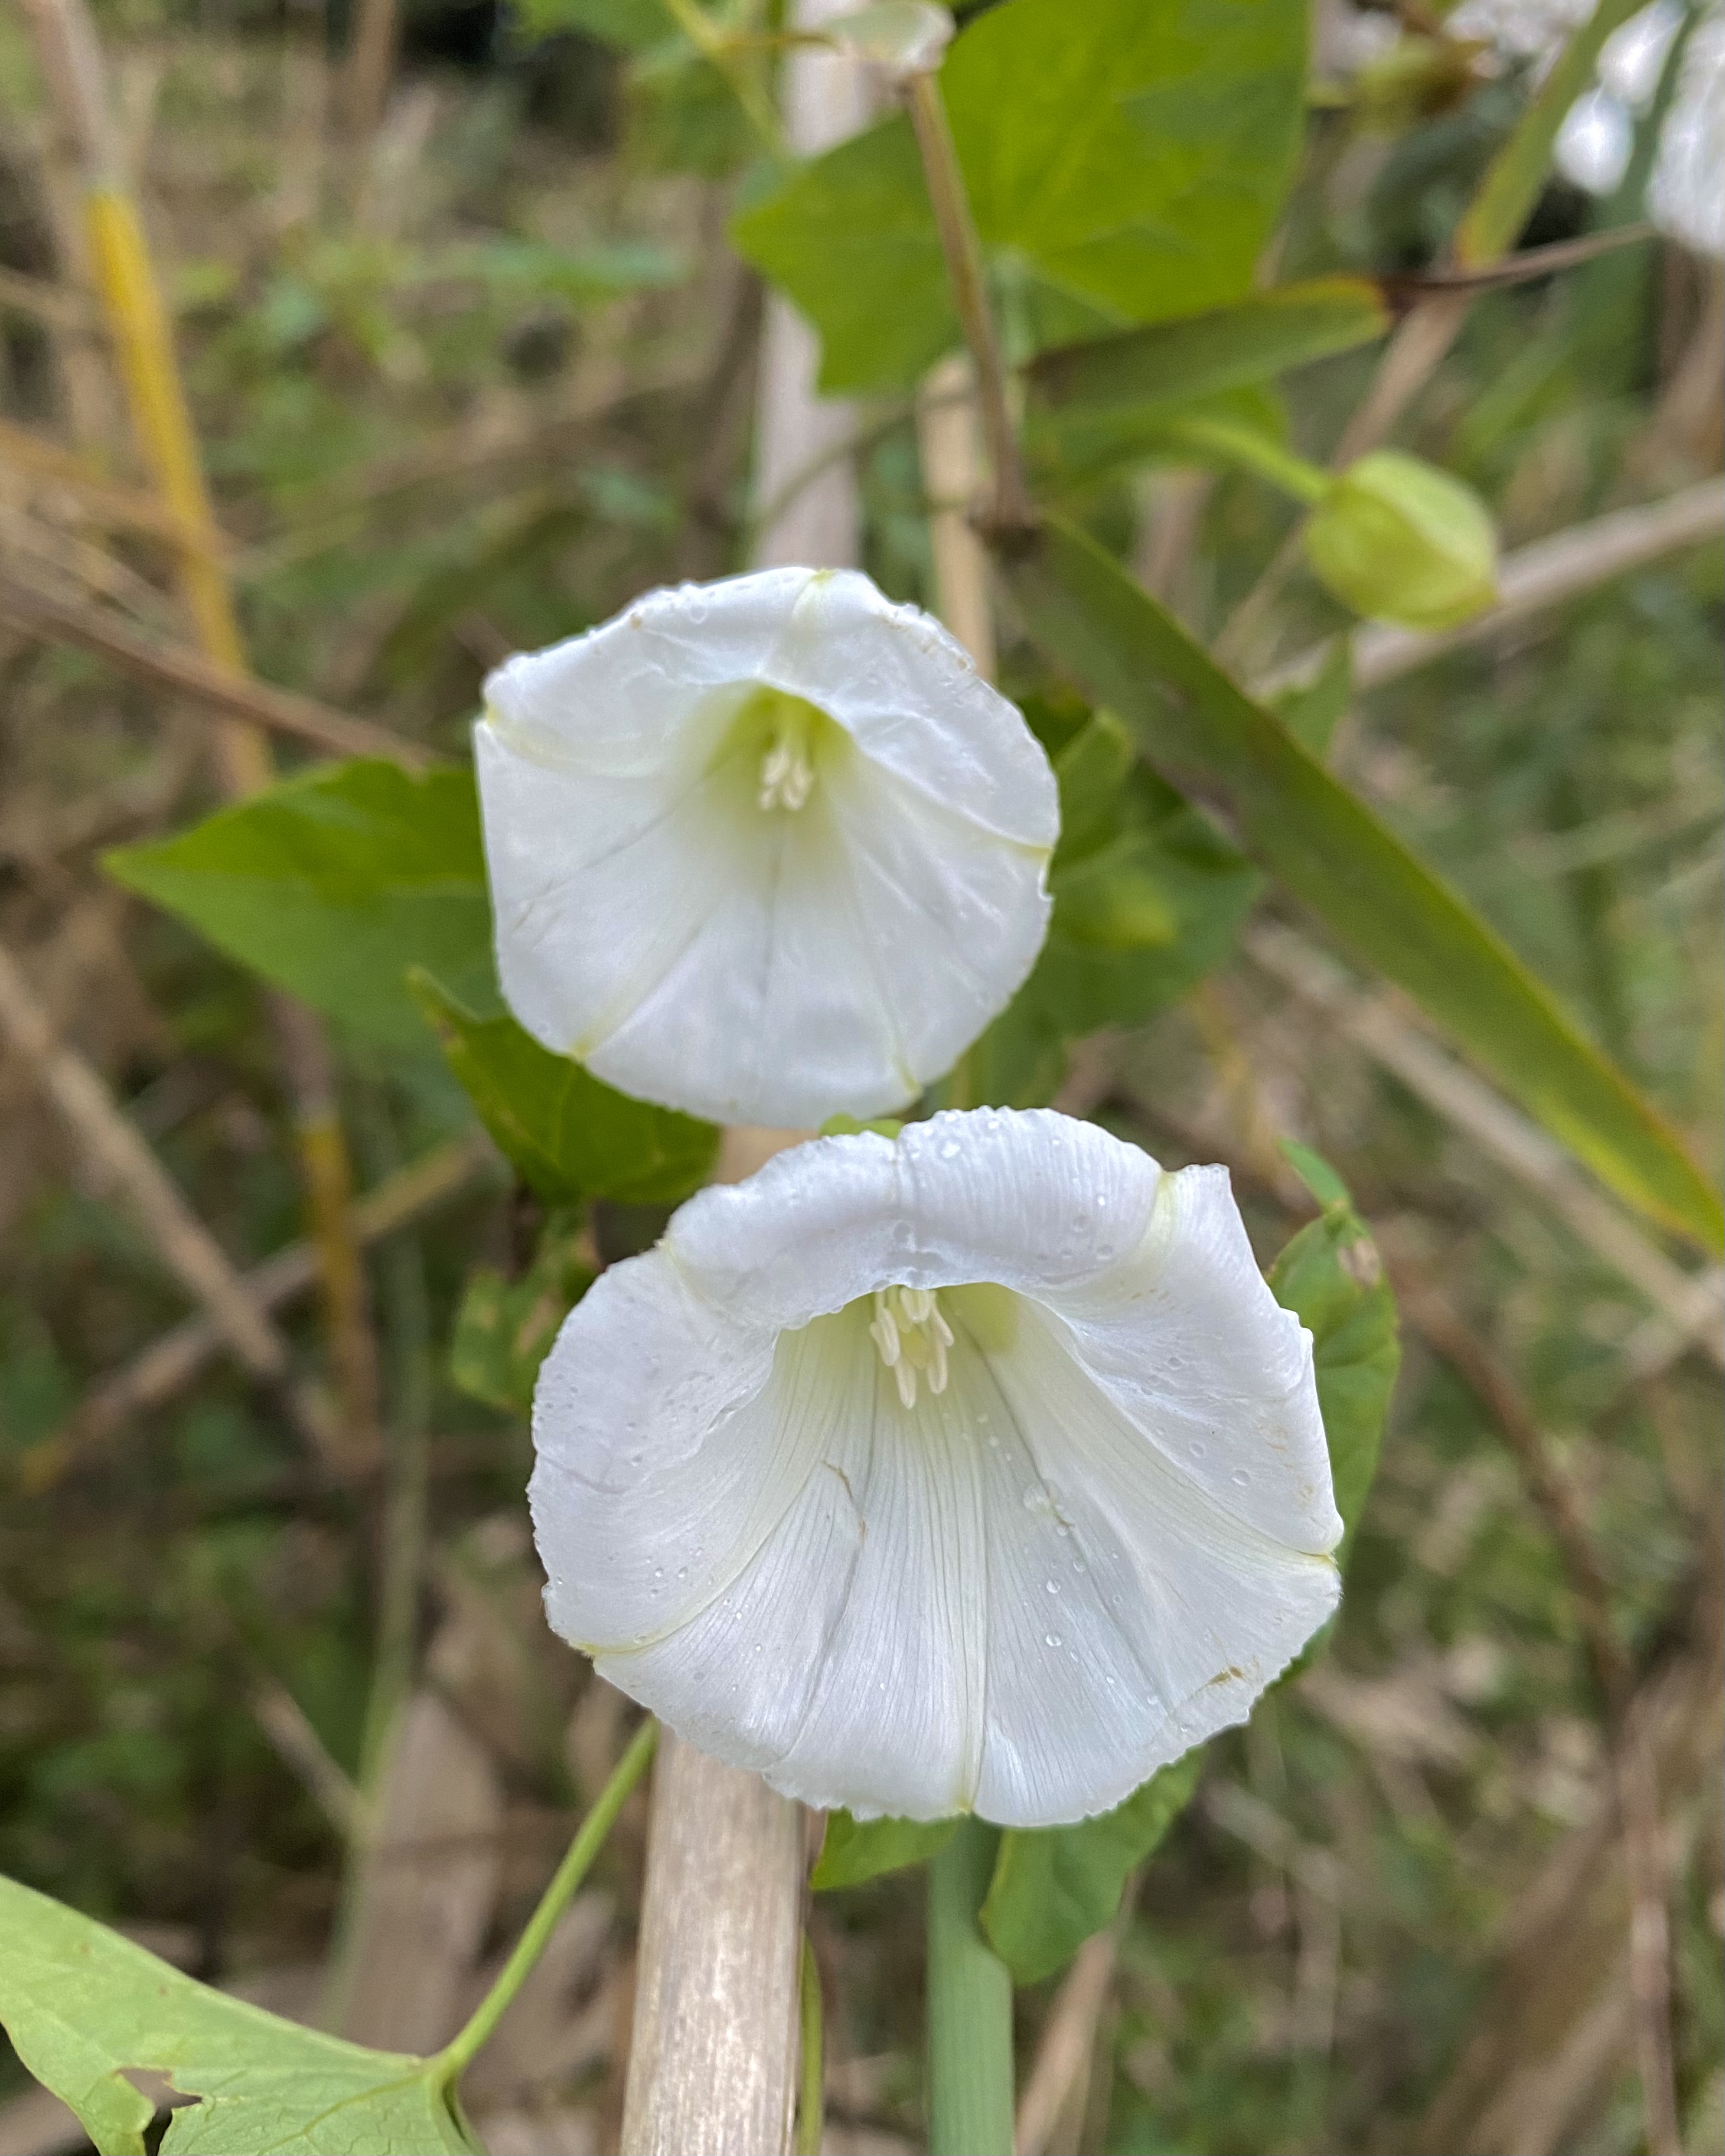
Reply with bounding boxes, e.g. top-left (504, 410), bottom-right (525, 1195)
top-left (869, 1291), bottom-right (902, 1366)
top-left (870, 1284), bottom-right (953, 1408)
top-left (758, 734), bottom-right (816, 812)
